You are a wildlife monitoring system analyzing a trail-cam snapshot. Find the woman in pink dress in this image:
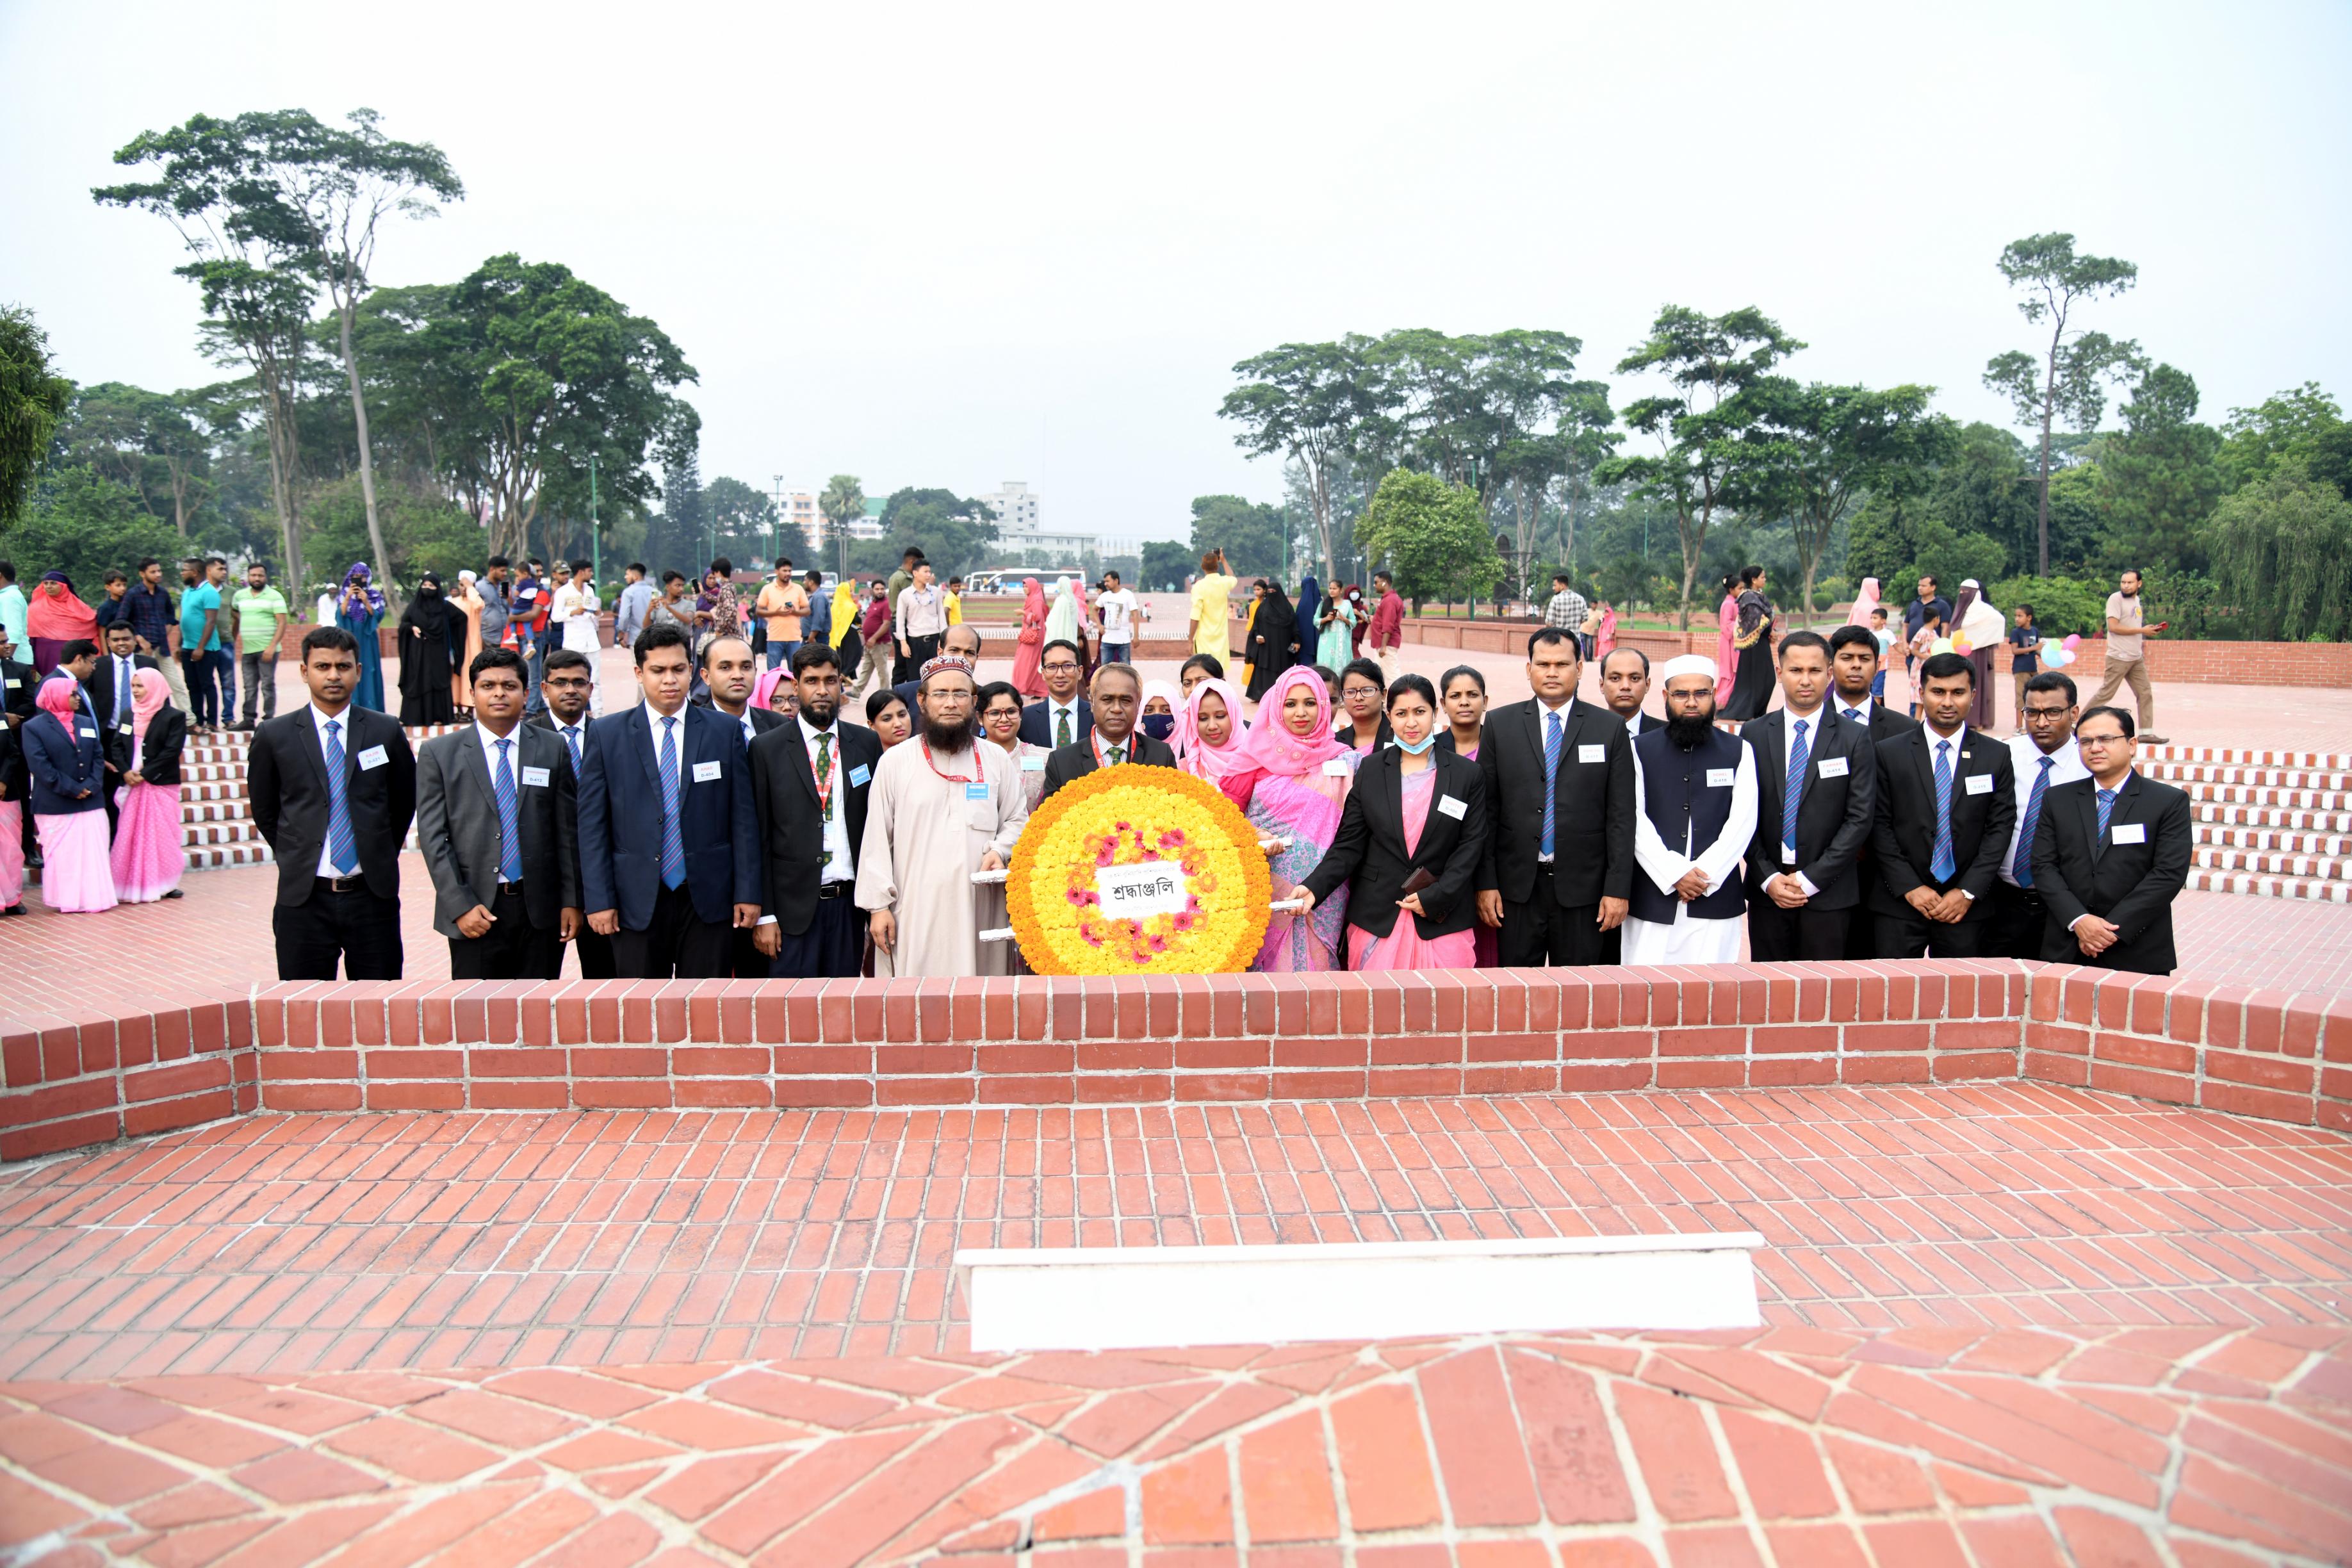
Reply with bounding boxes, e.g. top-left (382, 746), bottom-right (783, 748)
top-left (1009, 578), bottom-right (1048, 699)
top-left (1714, 576), bottom-right (1741, 706)
top-left (1220, 666), bottom-right (1357, 972)
top-left (110, 669), bottom-right (186, 901)
top-left (21, 676), bottom-right (116, 913)
top-left (1292, 673), bottom-right (1487, 972)
top-left (1594, 601), bottom-right (1619, 664)
top-left (1177, 676), bottom-right (1249, 787)
top-left (1435, 665), bottom-right (1497, 966)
